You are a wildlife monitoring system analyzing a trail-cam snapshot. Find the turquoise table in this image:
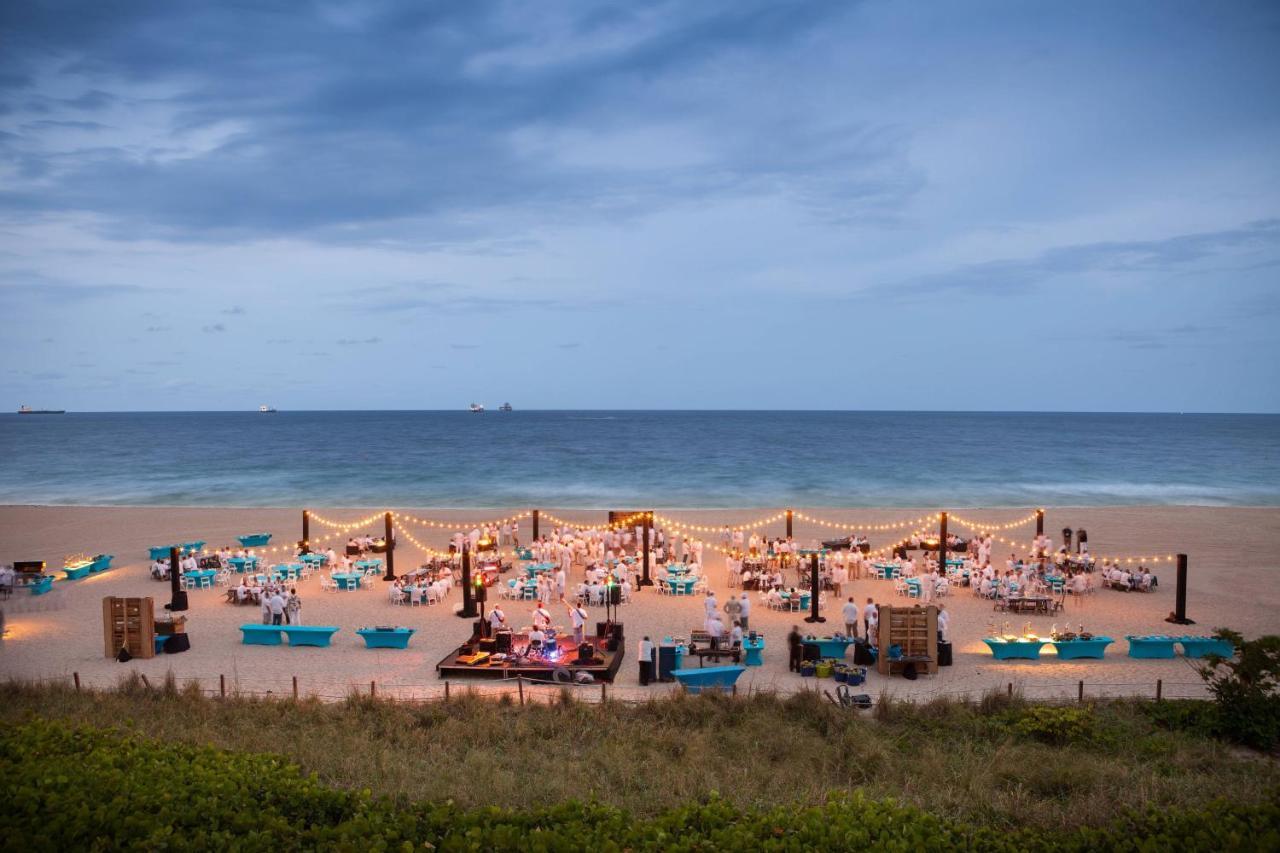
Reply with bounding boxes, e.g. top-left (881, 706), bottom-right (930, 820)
top-left (872, 563), bottom-right (899, 579)
top-left (516, 548), bottom-right (533, 560)
top-left (665, 577), bottom-right (696, 595)
top-left (672, 665), bottom-right (746, 694)
top-left (665, 563), bottom-right (691, 576)
top-left (153, 635), bottom-right (169, 655)
top-left (742, 637), bottom-right (765, 666)
top-left (354, 559), bottom-right (382, 573)
top-left (271, 564), bottom-right (303, 581)
top-left (184, 569), bottom-right (217, 588)
top-left (524, 562), bottom-right (555, 577)
top-left (1179, 637), bottom-right (1234, 658)
top-left (357, 627), bottom-right (416, 649)
top-left (1126, 636), bottom-right (1179, 659)
top-left (148, 545), bottom-right (175, 560)
top-left (181, 541), bottom-right (206, 553)
top-left (300, 553), bottom-right (328, 566)
top-left (22, 576), bottom-right (54, 595)
top-left (240, 625), bottom-right (283, 645)
top-left (802, 637), bottom-right (856, 659)
top-left (983, 638), bottom-right (1048, 660)
top-left (90, 554), bottom-right (113, 572)
top-left (238, 533), bottom-right (272, 547)
top-left (63, 563), bottom-right (93, 581)
top-left (228, 556), bottom-right (260, 573)
top-left (332, 572), bottom-right (363, 591)
top-left (1051, 637), bottom-right (1113, 660)
top-left (779, 591), bottom-right (811, 610)
top-left (281, 626), bottom-right (339, 647)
